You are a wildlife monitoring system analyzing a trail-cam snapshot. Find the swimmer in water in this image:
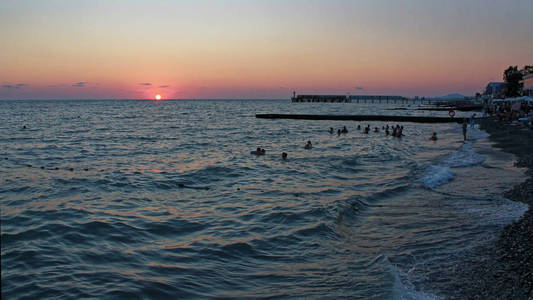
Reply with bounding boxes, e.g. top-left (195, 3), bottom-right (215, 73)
top-left (341, 126), bottom-right (348, 134)
top-left (430, 132), bottom-right (437, 141)
top-left (357, 125), bottom-right (361, 130)
top-left (363, 125), bottom-right (369, 134)
top-left (304, 140), bottom-right (313, 149)
top-left (374, 127), bottom-right (379, 132)
top-left (337, 129), bottom-right (341, 136)
top-left (329, 127), bottom-right (334, 134)
top-left (282, 152), bottom-right (288, 160)
top-left (253, 147), bottom-right (265, 155)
